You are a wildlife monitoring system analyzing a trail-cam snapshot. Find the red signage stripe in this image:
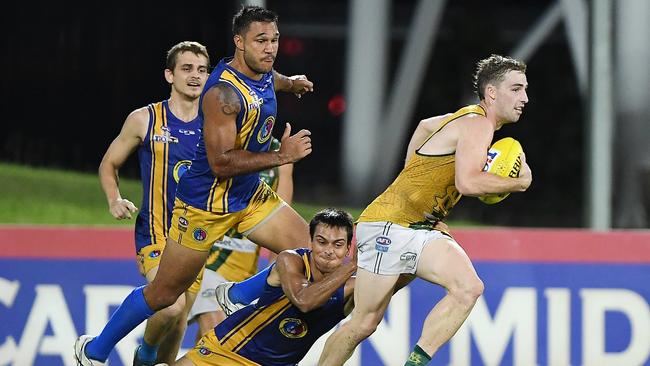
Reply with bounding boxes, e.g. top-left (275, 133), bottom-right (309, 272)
top-left (1, 226), bottom-right (649, 263)
top-left (0, 226), bottom-right (133, 259)
top-left (455, 228), bottom-right (650, 263)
